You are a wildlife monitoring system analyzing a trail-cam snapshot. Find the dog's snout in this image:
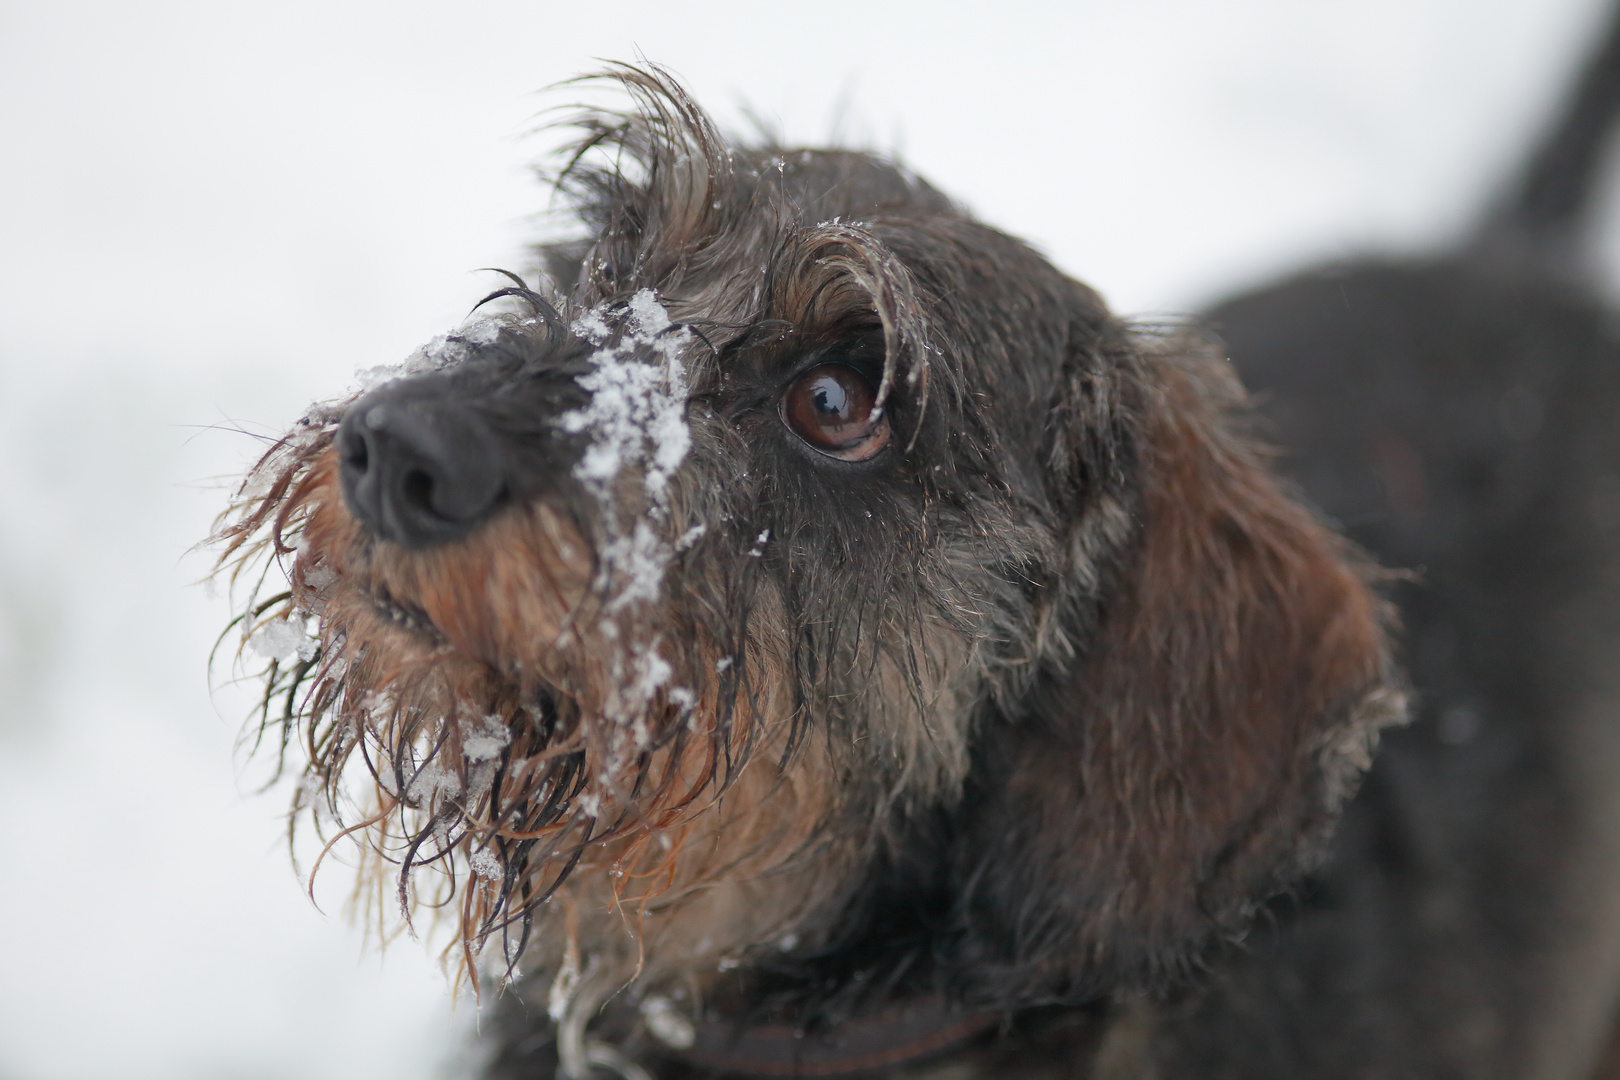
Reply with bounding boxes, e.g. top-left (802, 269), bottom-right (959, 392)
top-left (337, 383), bottom-right (507, 548)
